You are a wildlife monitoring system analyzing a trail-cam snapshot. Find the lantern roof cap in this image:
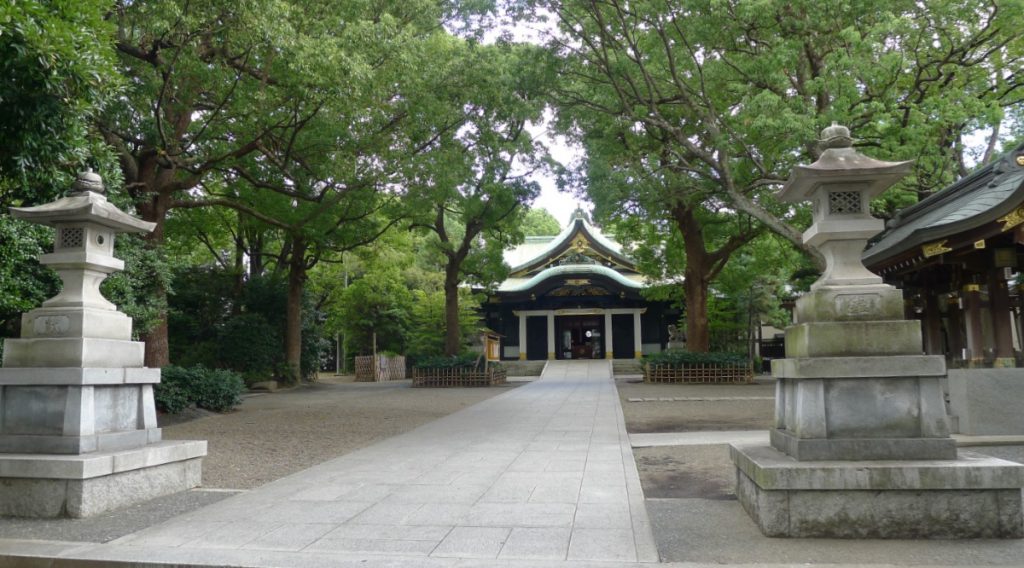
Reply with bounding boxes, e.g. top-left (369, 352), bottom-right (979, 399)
top-left (9, 172), bottom-right (155, 233)
top-left (779, 124), bottom-right (912, 204)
